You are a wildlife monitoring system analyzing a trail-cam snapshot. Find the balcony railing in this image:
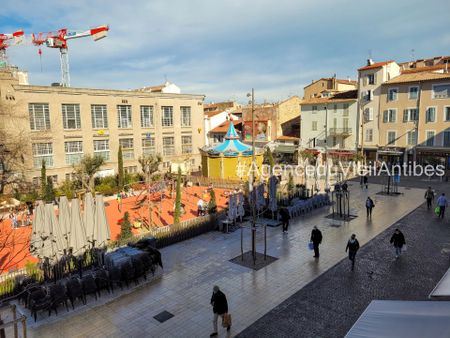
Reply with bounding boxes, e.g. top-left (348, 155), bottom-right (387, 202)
top-left (329, 128), bottom-right (352, 135)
